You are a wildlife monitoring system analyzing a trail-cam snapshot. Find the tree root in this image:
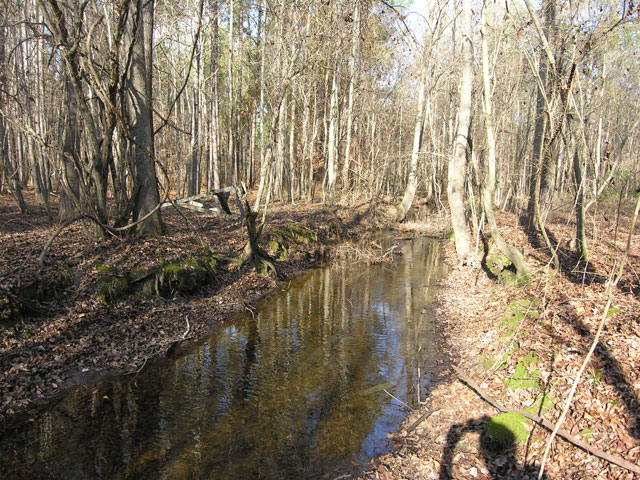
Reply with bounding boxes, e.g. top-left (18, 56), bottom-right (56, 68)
top-left (238, 193), bottom-right (280, 280)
